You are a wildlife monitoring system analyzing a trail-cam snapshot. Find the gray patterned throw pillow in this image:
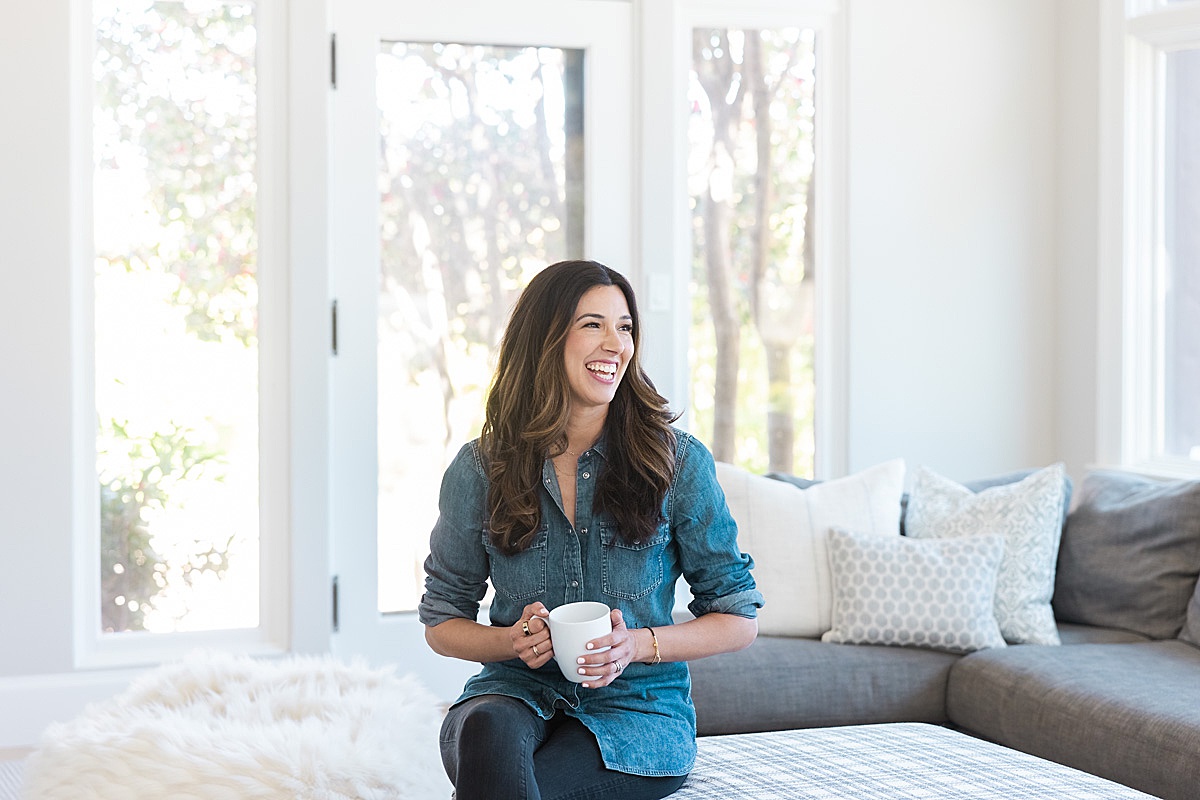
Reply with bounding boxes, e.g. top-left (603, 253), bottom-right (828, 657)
top-left (905, 463), bottom-right (1066, 645)
top-left (822, 527), bottom-right (1007, 654)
